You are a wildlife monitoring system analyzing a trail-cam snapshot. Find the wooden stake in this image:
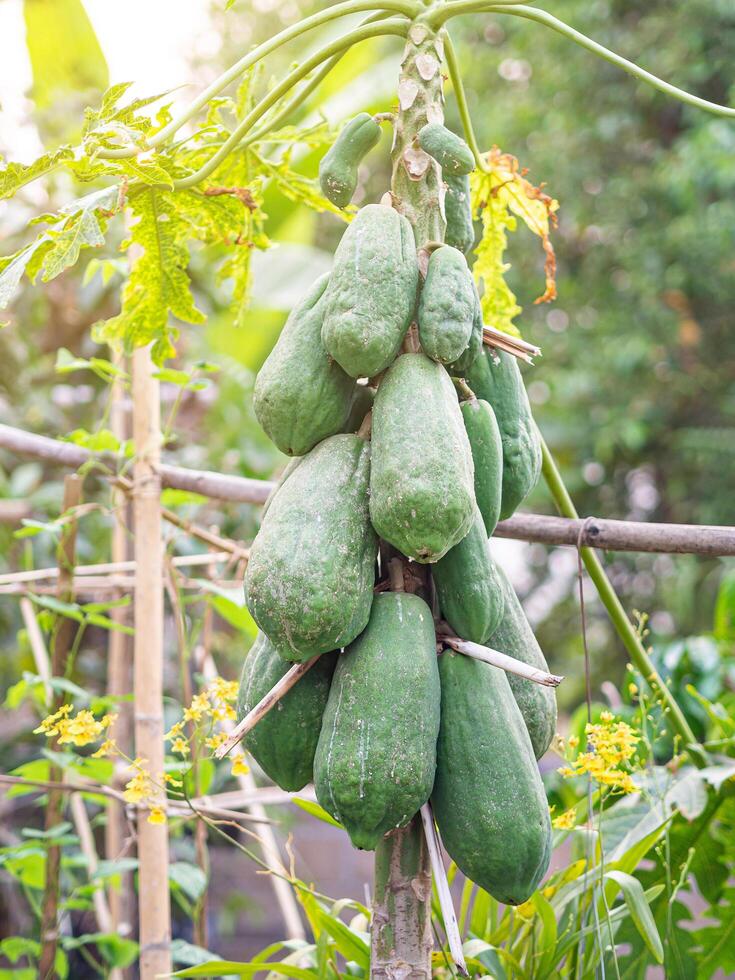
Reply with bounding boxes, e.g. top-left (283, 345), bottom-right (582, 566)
top-left (106, 347), bottom-right (135, 961)
top-left (132, 345), bottom-right (171, 978)
top-left (419, 804), bottom-right (467, 976)
top-left (440, 634), bottom-right (564, 687)
top-left (214, 656), bottom-right (320, 759)
top-left (39, 474), bottom-right (81, 980)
